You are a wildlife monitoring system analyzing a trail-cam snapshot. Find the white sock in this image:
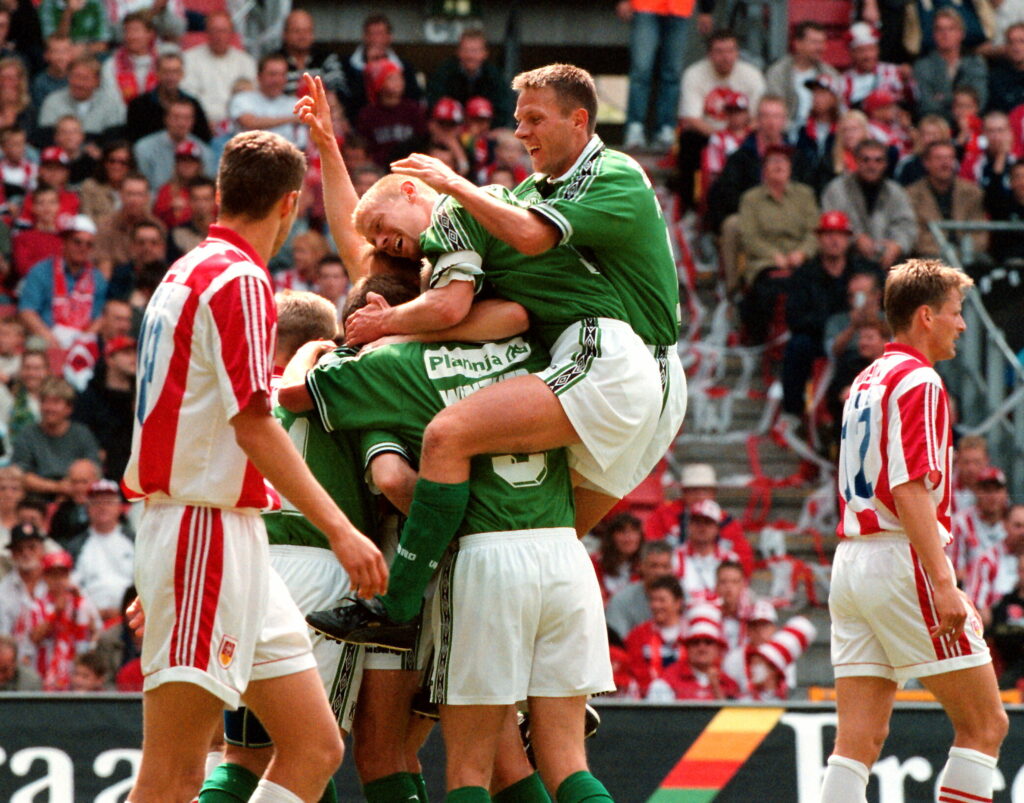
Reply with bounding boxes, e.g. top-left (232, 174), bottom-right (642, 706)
top-left (820, 754), bottom-right (870, 803)
top-left (249, 779), bottom-right (304, 803)
top-left (936, 747), bottom-right (998, 802)
top-left (203, 751), bottom-right (223, 781)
